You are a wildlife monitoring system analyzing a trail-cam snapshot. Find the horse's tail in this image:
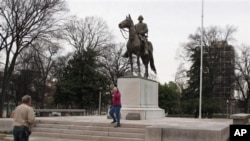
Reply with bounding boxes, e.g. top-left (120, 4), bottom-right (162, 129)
top-left (149, 52), bottom-right (157, 74)
top-left (148, 42), bottom-right (157, 74)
